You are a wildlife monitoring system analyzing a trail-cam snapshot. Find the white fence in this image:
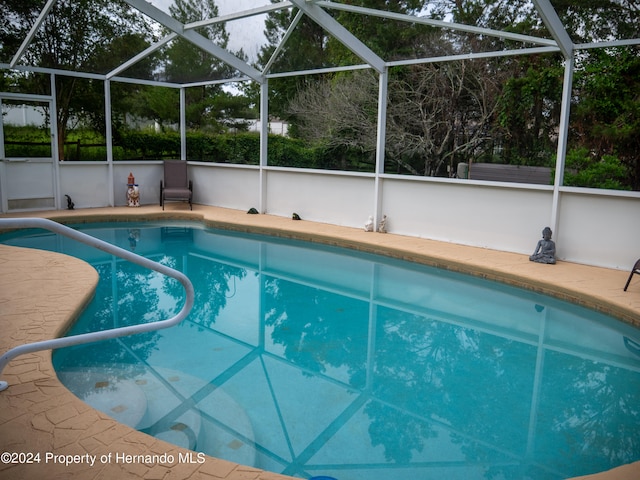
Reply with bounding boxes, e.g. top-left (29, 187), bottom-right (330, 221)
top-left (1, 160), bottom-right (638, 270)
